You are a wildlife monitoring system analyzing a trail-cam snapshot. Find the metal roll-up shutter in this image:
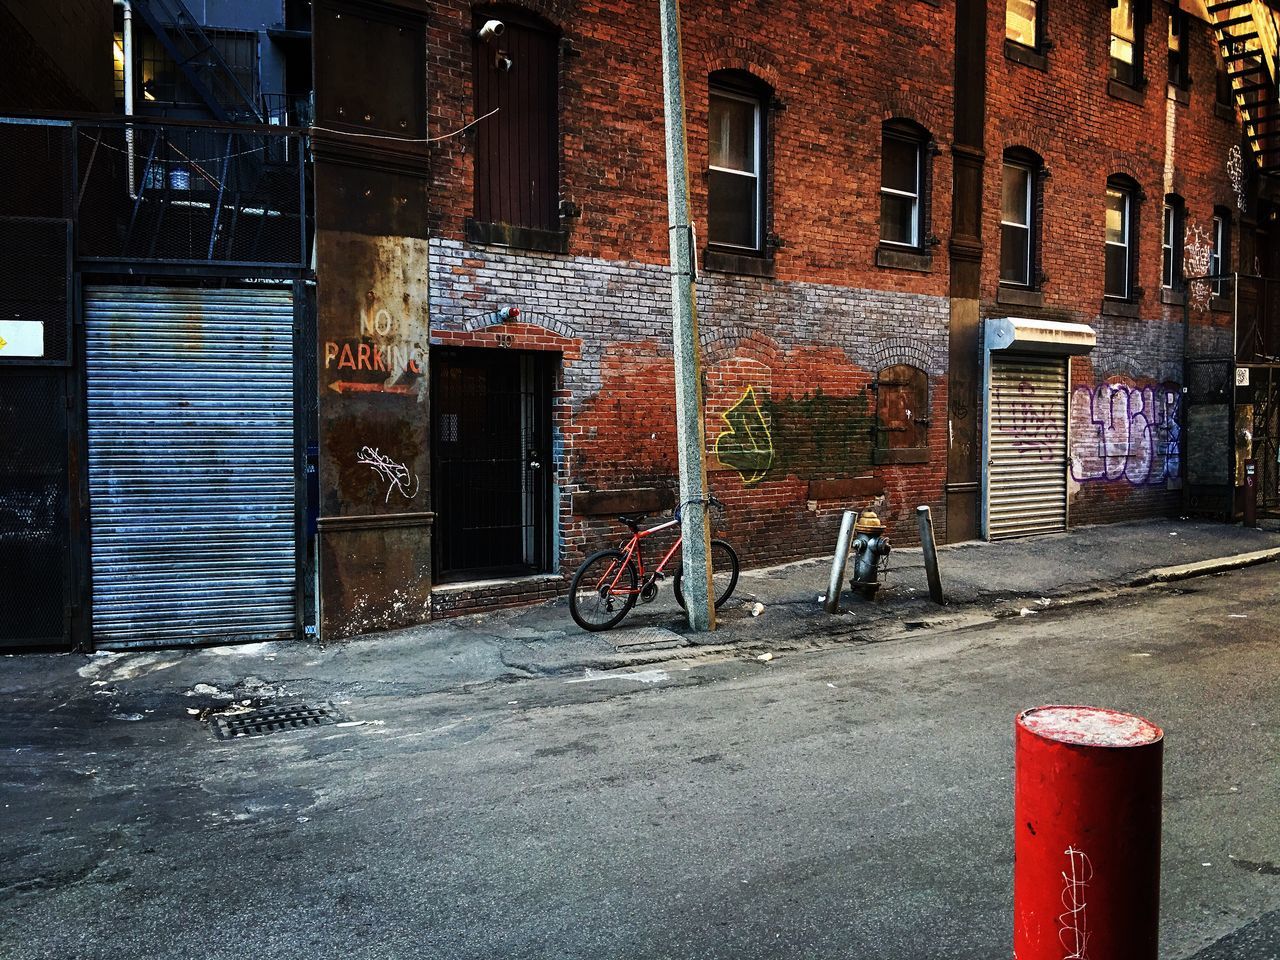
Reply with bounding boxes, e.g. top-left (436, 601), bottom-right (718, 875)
top-left (988, 354), bottom-right (1068, 540)
top-left (85, 287), bottom-right (297, 647)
